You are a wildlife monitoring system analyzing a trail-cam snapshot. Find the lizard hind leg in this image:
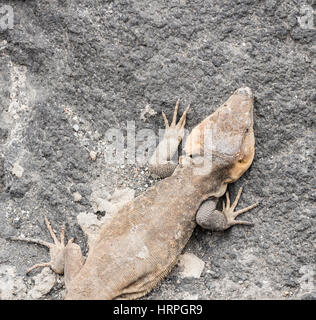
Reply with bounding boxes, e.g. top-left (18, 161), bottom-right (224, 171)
top-left (196, 188), bottom-right (259, 231)
top-left (7, 217), bottom-right (66, 274)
